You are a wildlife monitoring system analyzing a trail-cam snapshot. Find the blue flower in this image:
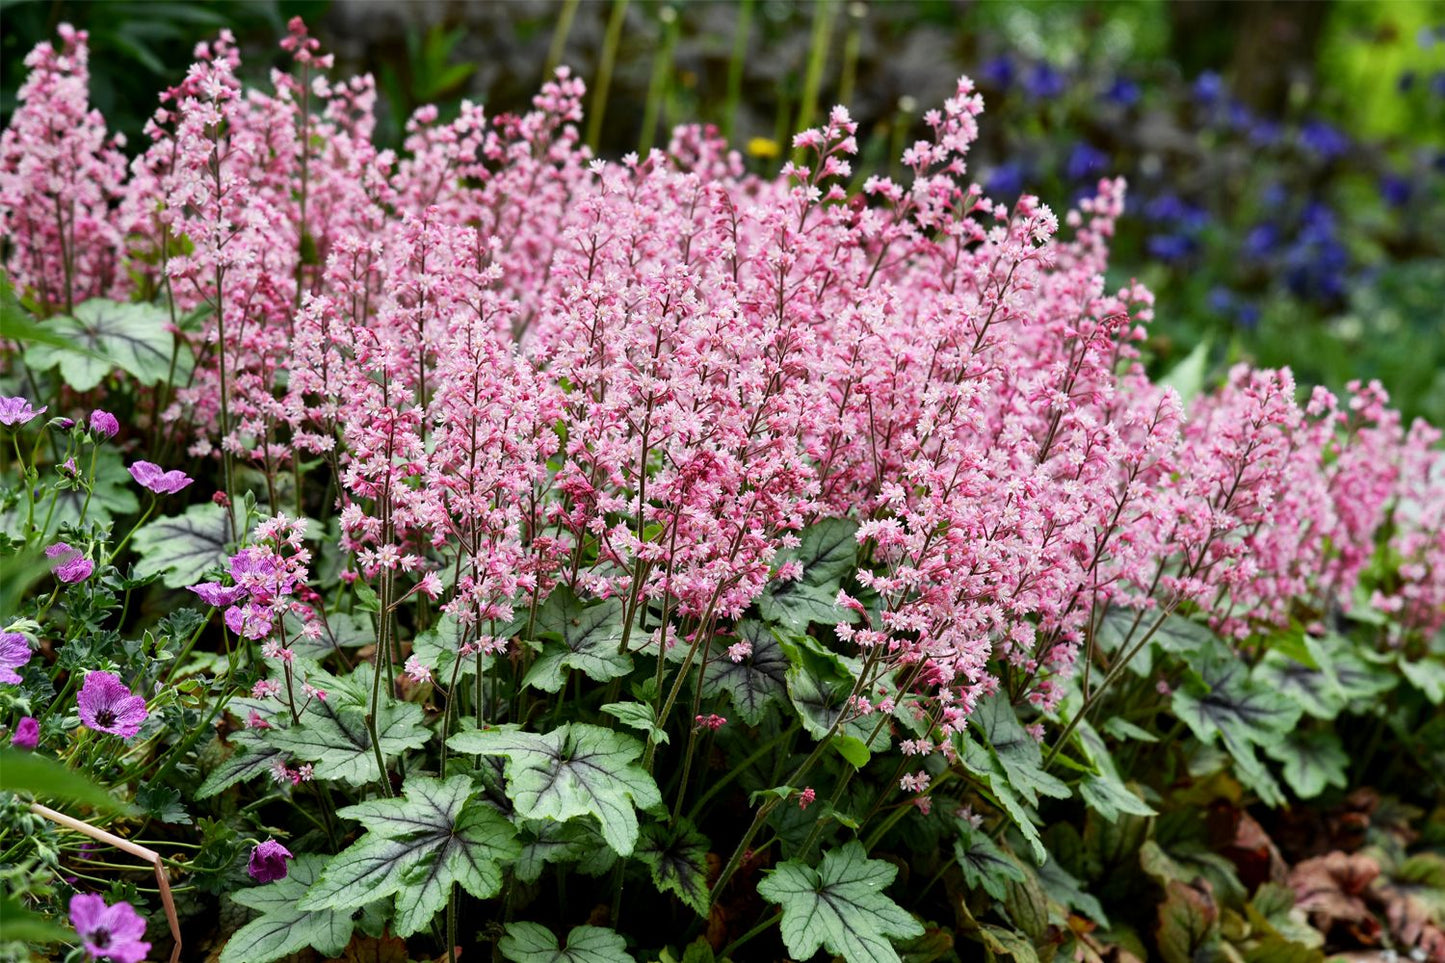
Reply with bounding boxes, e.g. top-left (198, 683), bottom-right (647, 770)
top-left (1236, 301), bottom-right (1261, 329)
top-left (1193, 71), bottom-right (1224, 105)
top-left (1299, 120), bottom-right (1349, 161)
top-left (1244, 223), bottom-right (1279, 261)
top-left (1147, 234), bottom-right (1195, 262)
top-left (1380, 174), bottom-right (1412, 208)
top-left (1024, 62), bottom-right (1066, 100)
top-left (979, 56), bottom-right (1015, 90)
top-left (1248, 119), bottom-right (1282, 147)
top-left (1208, 286), bottom-right (1235, 314)
top-left (1105, 77), bottom-right (1139, 107)
top-left (986, 161), bottom-right (1026, 199)
top-left (1066, 142), bottom-right (1108, 182)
